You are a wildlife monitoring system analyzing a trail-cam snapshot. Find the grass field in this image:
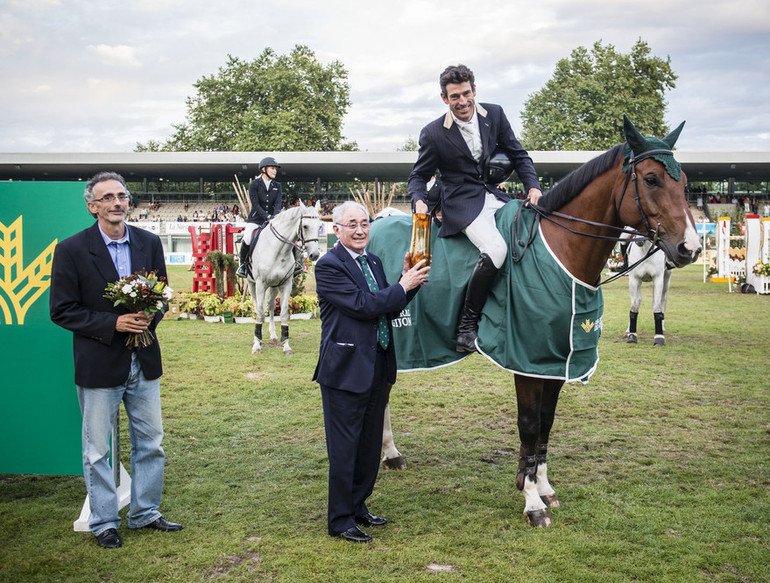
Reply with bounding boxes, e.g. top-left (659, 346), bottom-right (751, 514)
top-left (1, 265), bottom-right (768, 582)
